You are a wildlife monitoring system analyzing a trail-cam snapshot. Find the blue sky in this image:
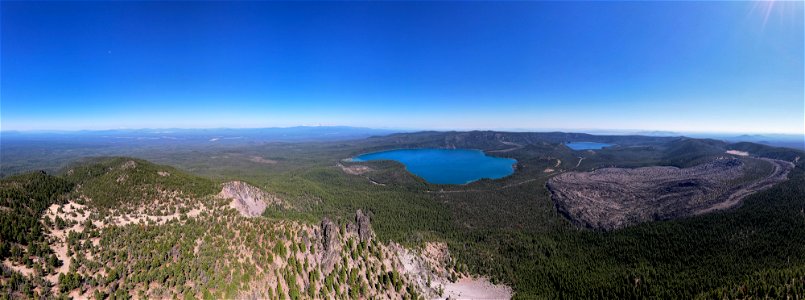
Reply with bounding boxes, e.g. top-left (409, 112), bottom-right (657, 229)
top-left (2, 1), bottom-right (803, 133)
